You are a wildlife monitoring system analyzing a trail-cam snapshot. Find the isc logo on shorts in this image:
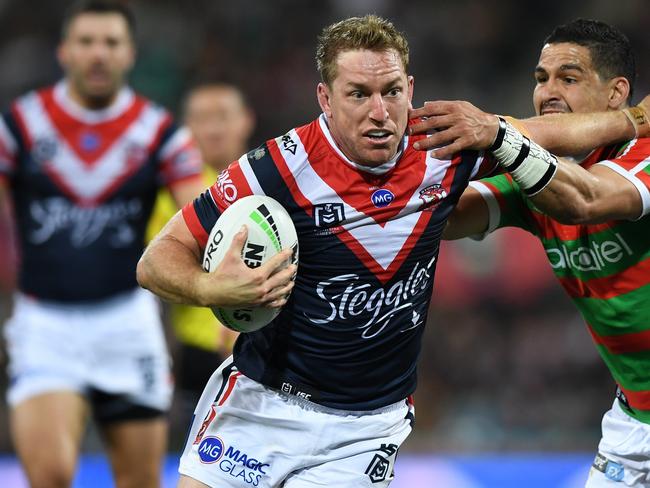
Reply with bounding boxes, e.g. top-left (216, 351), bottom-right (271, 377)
top-left (198, 436), bottom-right (225, 464)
